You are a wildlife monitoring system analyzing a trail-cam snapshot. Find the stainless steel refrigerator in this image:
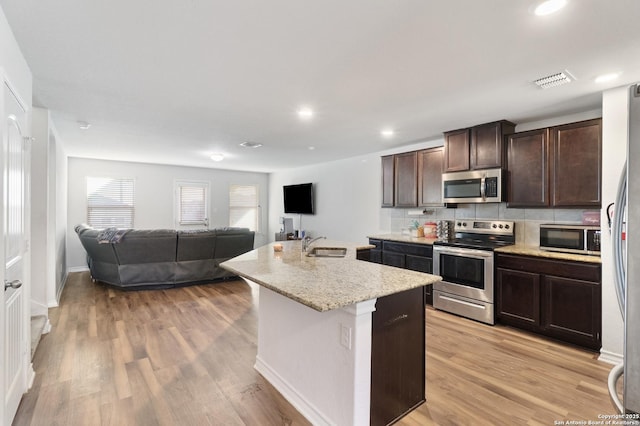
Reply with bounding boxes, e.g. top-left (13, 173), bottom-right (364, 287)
top-left (610, 83), bottom-right (640, 414)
